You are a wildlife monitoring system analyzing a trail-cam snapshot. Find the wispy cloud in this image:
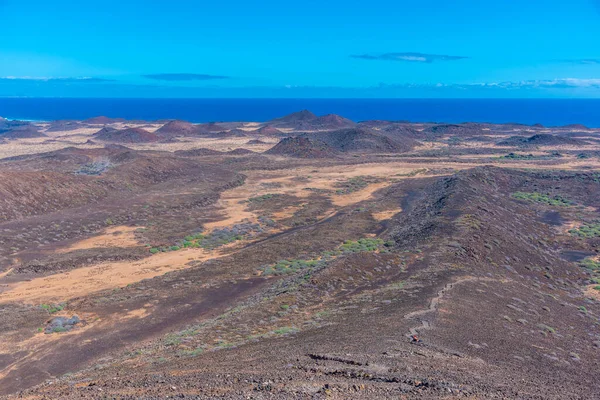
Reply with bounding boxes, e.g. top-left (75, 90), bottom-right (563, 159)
top-left (351, 52), bottom-right (468, 63)
top-left (377, 78), bottom-right (600, 90)
top-left (469, 78), bottom-right (600, 89)
top-left (0, 76), bottom-right (114, 82)
top-left (559, 59), bottom-right (600, 65)
top-left (142, 73), bottom-right (229, 81)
